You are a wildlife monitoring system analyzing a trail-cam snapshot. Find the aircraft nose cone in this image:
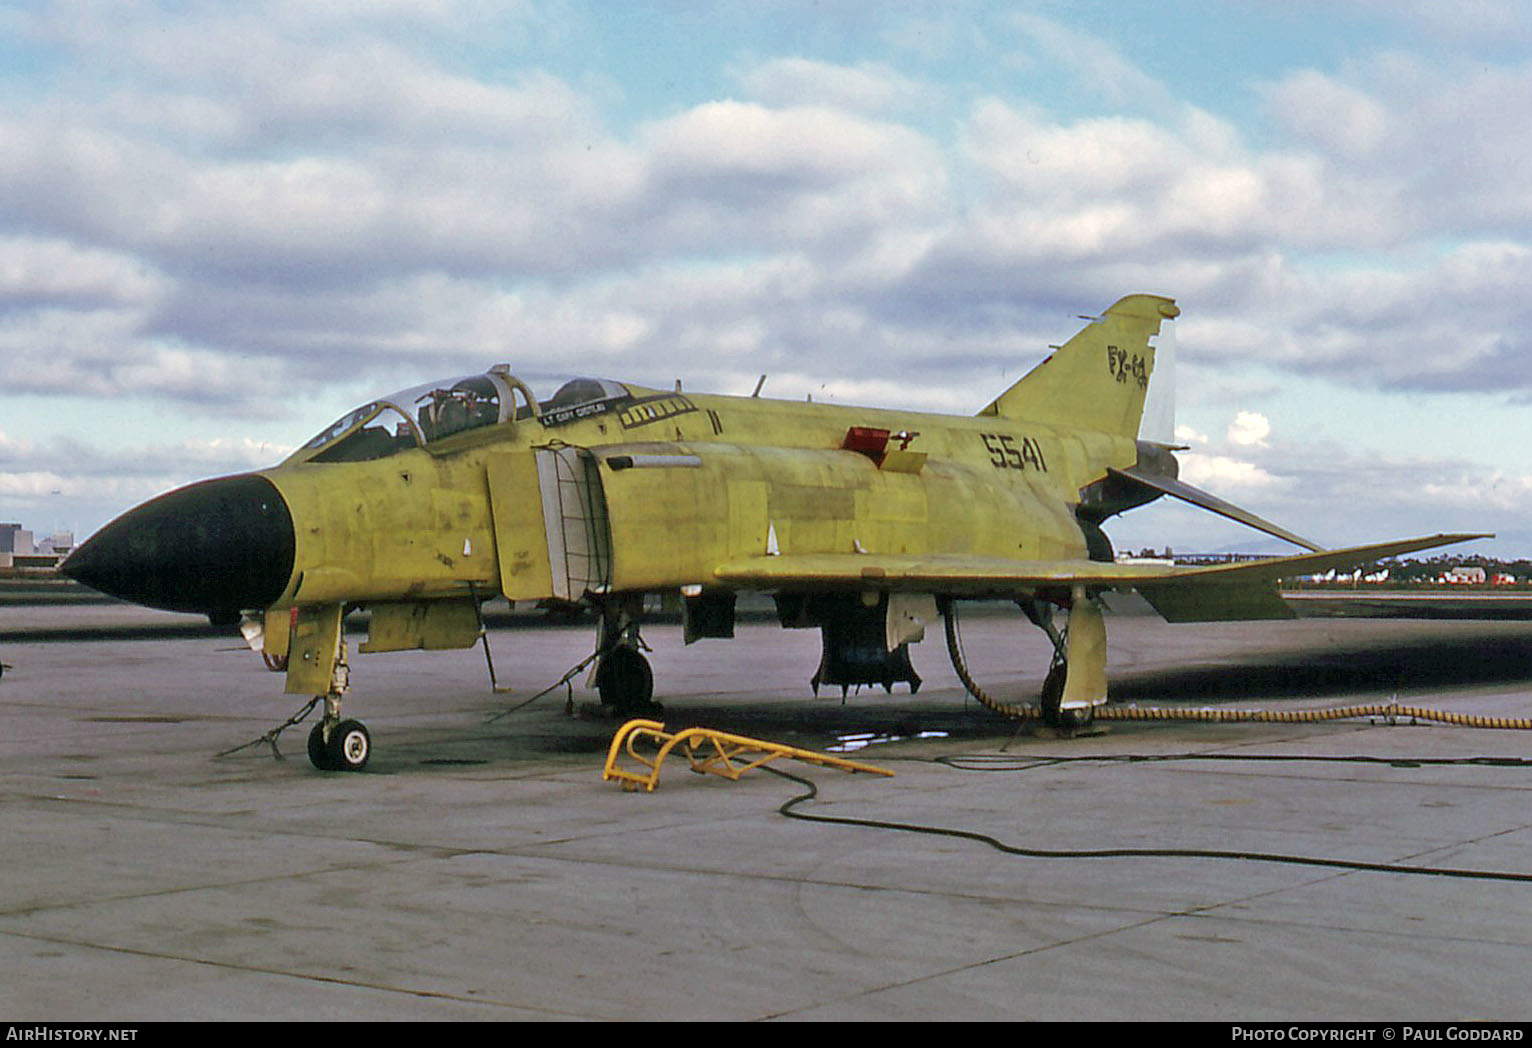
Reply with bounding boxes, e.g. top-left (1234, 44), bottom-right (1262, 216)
top-left (62, 474), bottom-right (295, 620)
